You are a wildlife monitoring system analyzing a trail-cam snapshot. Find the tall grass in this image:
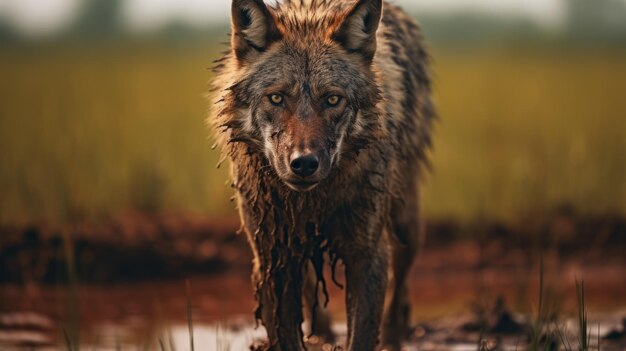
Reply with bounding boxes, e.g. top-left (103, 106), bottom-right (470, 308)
top-left (1, 44), bottom-right (626, 225)
top-left (425, 49), bottom-right (626, 222)
top-left (558, 279), bottom-right (594, 351)
top-left (575, 280), bottom-right (590, 351)
top-left (186, 280), bottom-right (195, 351)
top-left (61, 228), bottom-right (80, 350)
top-left (0, 44), bottom-right (233, 225)
top-left (528, 259), bottom-right (555, 351)
top-left (524, 264), bottom-right (598, 351)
